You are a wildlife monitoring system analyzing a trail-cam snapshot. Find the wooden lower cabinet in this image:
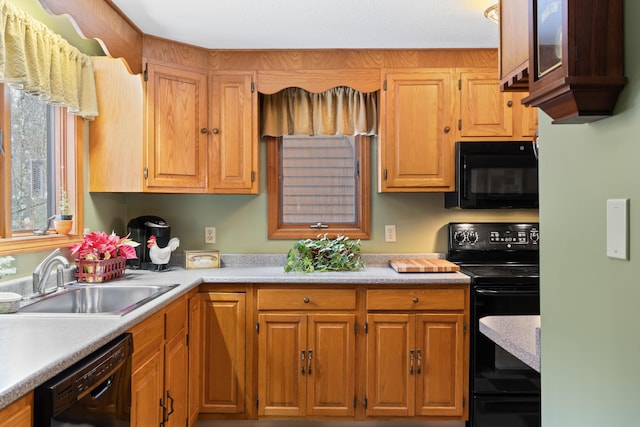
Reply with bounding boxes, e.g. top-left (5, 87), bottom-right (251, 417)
top-left (130, 295), bottom-right (190, 427)
top-left (189, 284), bottom-right (468, 423)
top-left (257, 313), bottom-right (356, 417)
top-left (365, 288), bottom-right (468, 419)
top-left (0, 392), bottom-right (32, 427)
top-left (193, 292), bottom-right (247, 415)
top-left (366, 313), bottom-right (465, 417)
